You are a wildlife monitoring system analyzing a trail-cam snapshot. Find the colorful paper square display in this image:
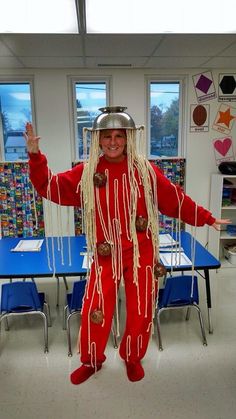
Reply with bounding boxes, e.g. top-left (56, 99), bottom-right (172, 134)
top-left (0, 162), bottom-right (45, 238)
